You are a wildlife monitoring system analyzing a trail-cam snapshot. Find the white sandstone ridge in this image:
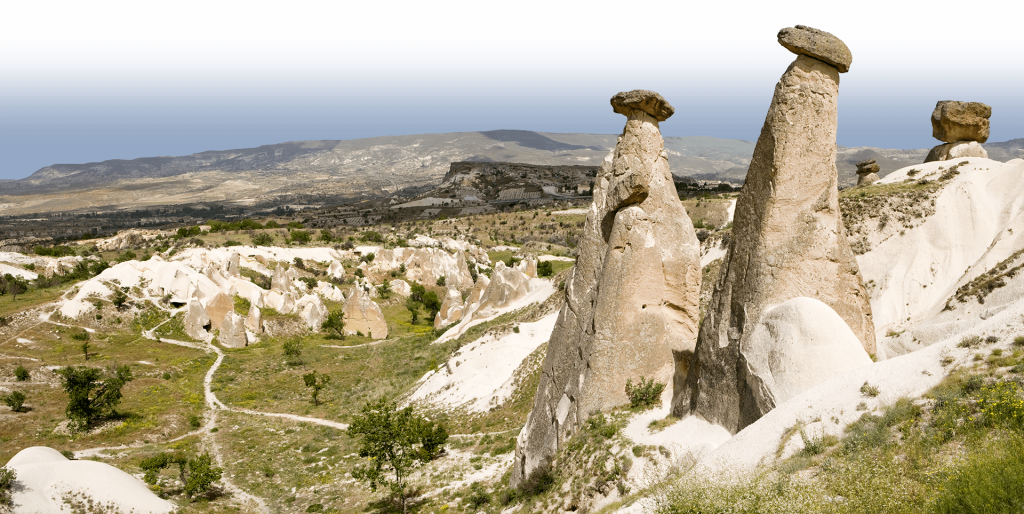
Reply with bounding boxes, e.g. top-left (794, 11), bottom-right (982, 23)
top-left (0, 262), bottom-right (38, 280)
top-left (410, 310), bottom-right (559, 412)
top-left (436, 259), bottom-right (554, 343)
top-left (4, 446), bottom-right (174, 514)
top-left (858, 157), bottom-right (1024, 356)
top-left (94, 229), bottom-right (172, 251)
top-left (0, 251), bottom-right (83, 278)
